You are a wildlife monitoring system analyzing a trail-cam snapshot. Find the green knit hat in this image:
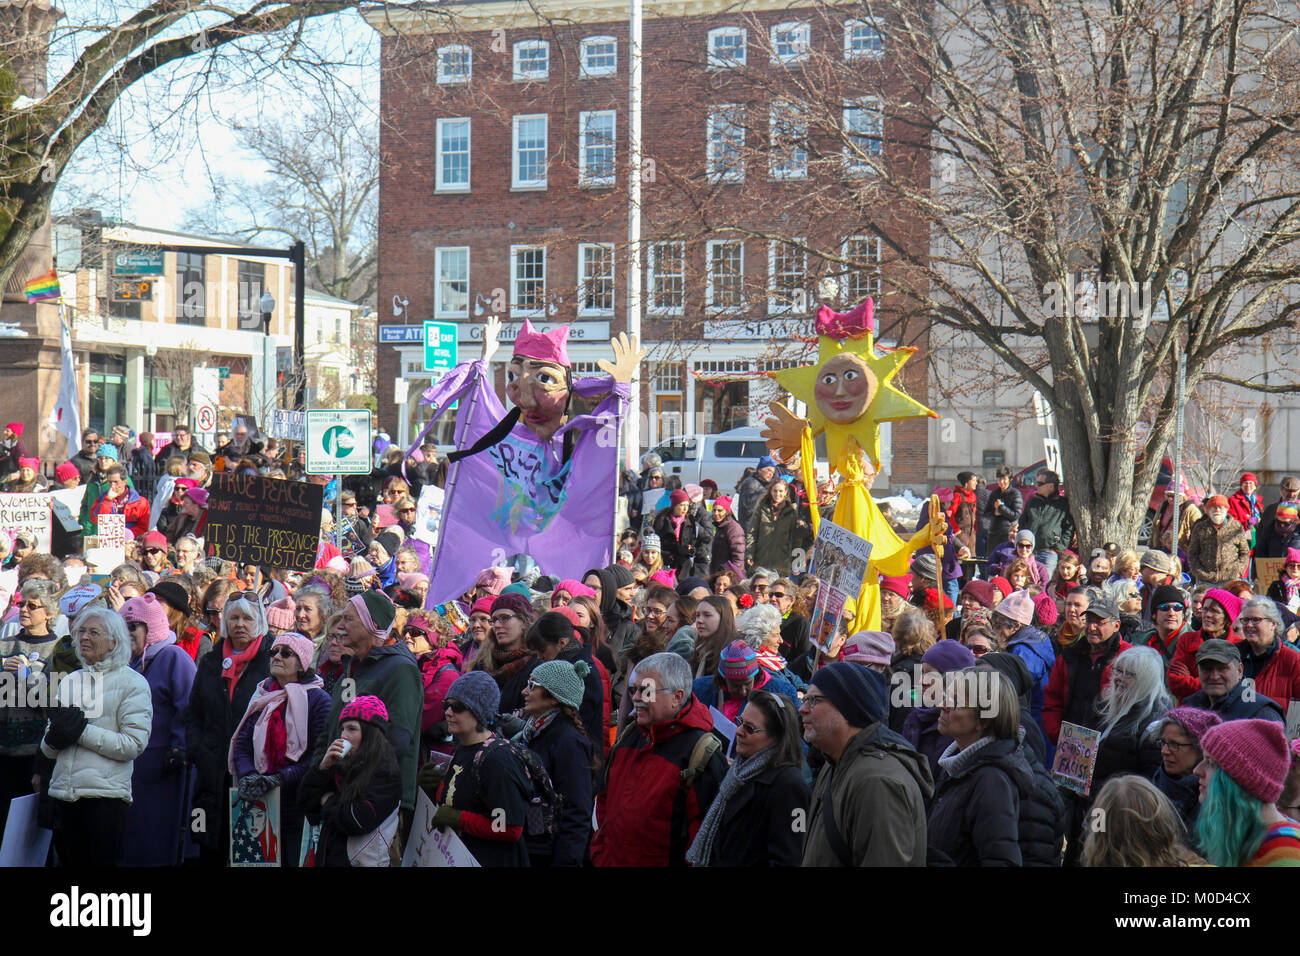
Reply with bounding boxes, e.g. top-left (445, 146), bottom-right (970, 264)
top-left (355, 590), bottom-right (396, 634)
top-left (529, 659), bottom-right (589, 710)
top-left (500, 581), bottom-right (533, 599)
